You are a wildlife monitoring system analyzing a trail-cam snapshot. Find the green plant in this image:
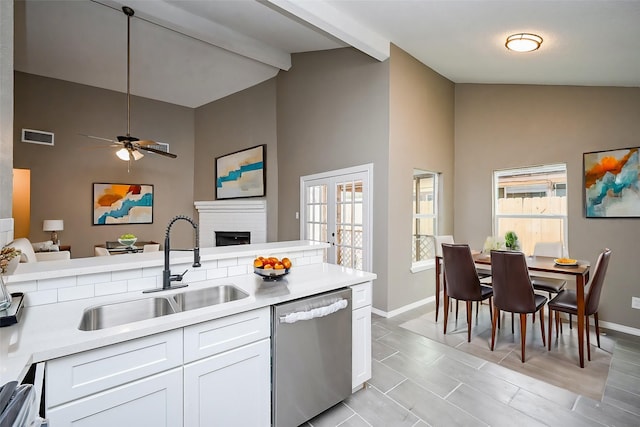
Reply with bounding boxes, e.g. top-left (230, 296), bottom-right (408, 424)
top-left (504, 231), bottom-right (519, 250)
